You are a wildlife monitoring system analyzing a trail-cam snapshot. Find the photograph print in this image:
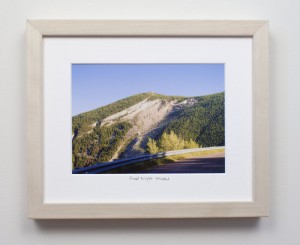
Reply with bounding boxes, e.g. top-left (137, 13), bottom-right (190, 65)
top-left (72, 64), bottom-right (225, 174)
